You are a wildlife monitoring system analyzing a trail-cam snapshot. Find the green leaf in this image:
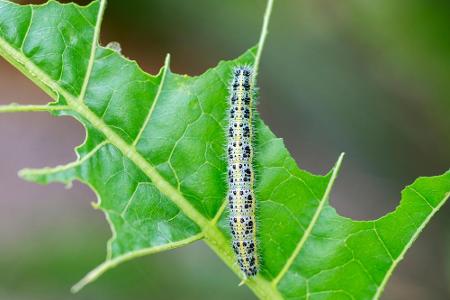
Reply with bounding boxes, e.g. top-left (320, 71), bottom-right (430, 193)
top-left (0, 0), bottom-right (449, 299)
